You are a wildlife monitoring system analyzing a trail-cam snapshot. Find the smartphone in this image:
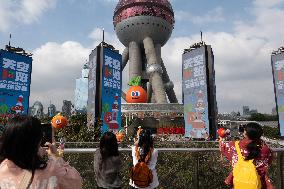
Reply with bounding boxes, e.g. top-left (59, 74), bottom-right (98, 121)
top-left (238, 125), bottom-right (244, 133)
top-left (41, 123), bottom-right (53, 146)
